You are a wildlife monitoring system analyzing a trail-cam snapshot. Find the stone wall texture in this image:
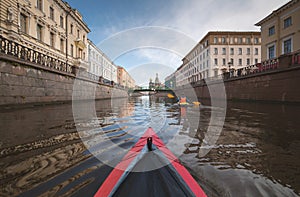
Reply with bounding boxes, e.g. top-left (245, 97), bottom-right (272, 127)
top-left (176, 66), bottom-right (300, 103)
top-left (0, 60), bottom-right (128, 106)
